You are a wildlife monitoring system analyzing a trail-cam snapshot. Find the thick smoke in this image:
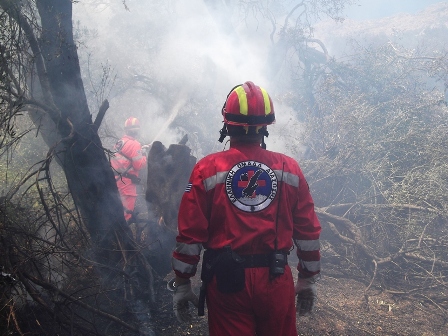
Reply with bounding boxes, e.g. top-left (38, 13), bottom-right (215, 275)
top-left (73, 0), bottom-right (299, 157)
